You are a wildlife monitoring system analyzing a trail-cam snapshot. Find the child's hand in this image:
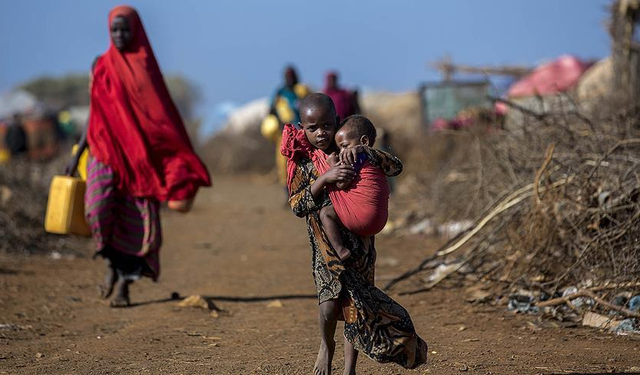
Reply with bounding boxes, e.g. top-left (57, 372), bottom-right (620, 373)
top-left (327, 152), bottom-right (339, 167)
top-left (339, 145), bottom-right (366, 166)
top-left (322, 163), bottom-right (355, 185)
